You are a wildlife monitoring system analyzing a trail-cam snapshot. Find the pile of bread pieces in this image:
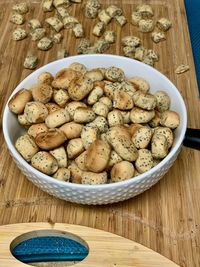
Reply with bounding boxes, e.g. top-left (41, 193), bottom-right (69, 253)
top-left (10, 1), bottom-right (172, 69)
top-left (8, 63), bottom-right (180, 184)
